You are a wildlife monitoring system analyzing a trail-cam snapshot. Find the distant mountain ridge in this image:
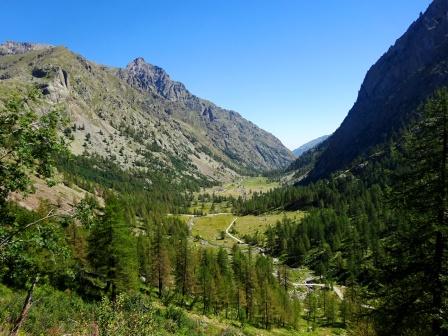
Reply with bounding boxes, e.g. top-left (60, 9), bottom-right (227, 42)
top-left (306, 0), bottom-right (448, 181)
top-left (0, 41), bottom-right (52, 55)
top-left (117, 57), bottom-right (294, 170)
top-left (0, 42), bottom-right (294, 185)
top-left (292, 135), bottom-right (329, 157)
